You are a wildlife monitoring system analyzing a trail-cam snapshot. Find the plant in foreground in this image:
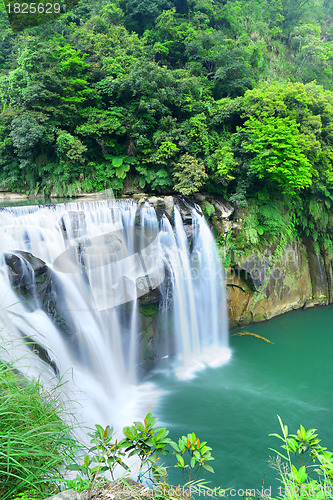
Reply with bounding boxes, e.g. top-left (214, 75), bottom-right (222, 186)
top-left (121, 412), bottom-right (172, 483)
top-left (265, 416), bottom-right (333, 500)
top-left (68, 424), bottom-right (129, 489)
top-left (0, 360), bottom-right (79, 500)
top-left (70, 413), bottom-right (215, 493)
top-left (171, 432), bottom-right (215, 482)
